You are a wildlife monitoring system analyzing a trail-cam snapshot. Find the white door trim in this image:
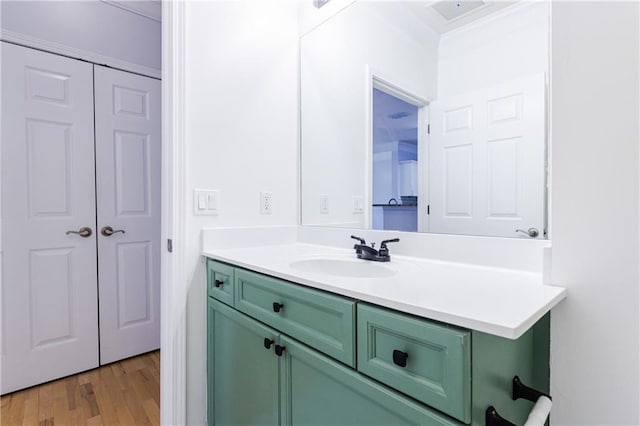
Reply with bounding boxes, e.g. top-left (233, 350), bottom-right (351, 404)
top-left (364, 66), bottom-right (430, 230)
top-left (161, 1), bottom-right (187, 425)
top-left (1, 29), bottom-right (161, 79)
